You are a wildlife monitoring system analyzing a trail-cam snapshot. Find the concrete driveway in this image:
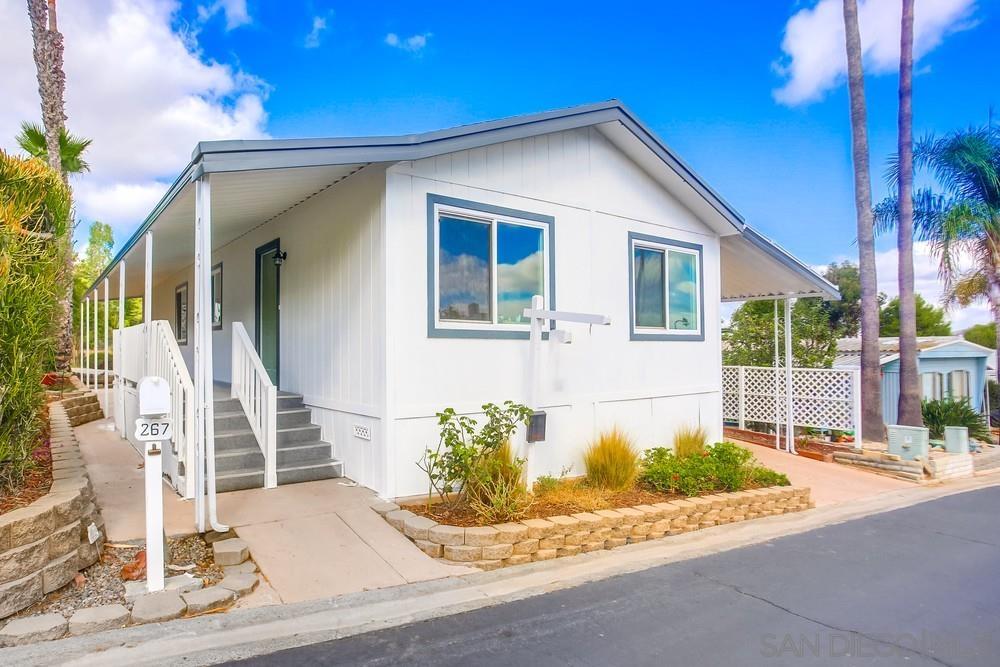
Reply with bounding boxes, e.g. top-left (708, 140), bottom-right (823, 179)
top-left (739, 440), bottom-right (912, 507)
